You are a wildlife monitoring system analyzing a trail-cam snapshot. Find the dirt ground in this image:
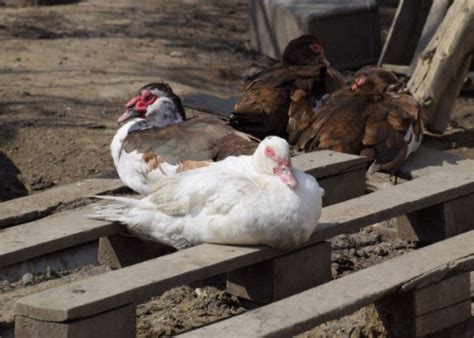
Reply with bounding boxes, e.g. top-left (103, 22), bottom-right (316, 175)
top-left (0, 0), bottom-right (473, 337)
